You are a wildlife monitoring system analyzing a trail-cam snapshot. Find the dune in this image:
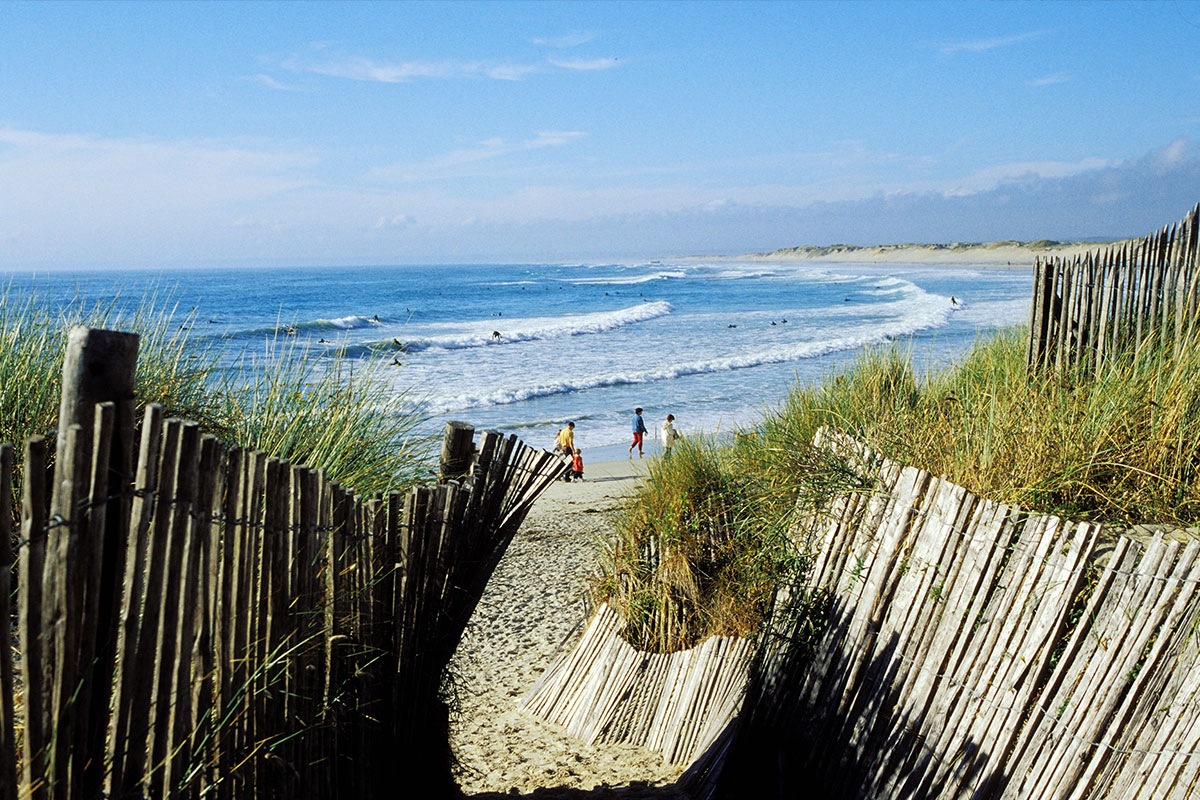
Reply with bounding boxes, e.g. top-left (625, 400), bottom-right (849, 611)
top-left (735, 238), bottom-right (1127, 266)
